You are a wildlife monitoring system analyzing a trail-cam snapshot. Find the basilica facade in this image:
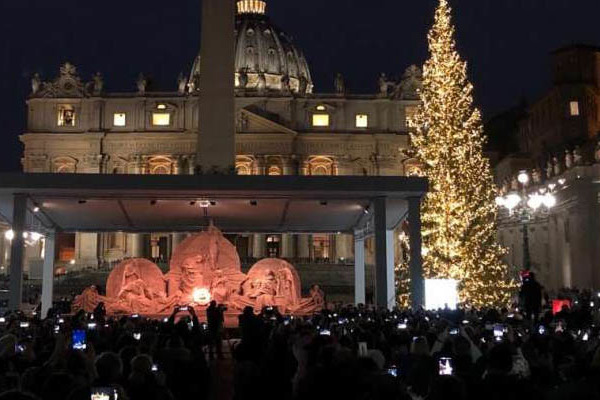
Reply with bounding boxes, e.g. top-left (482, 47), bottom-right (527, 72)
top-left (7, 0), bottom-right (422, 299)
